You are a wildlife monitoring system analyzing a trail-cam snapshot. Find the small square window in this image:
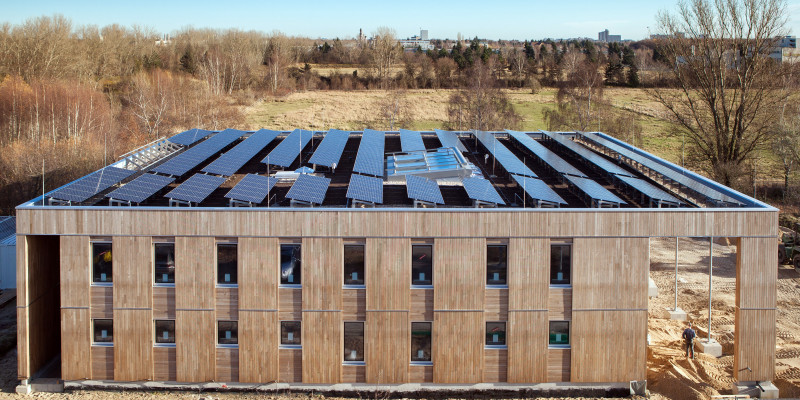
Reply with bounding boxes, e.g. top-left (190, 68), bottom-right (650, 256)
top-left (412, 245), bottom-right (433, 286)
top-left (280, 244), bottom-right (302, 285)
top-left (281, 321), bottom-right (301, 346)
top-left (93, 319), bottom-right (113, 344)
top-left (550, 244), bottom-right (571, 285)
top-left (344, 322), bottom-right (364, 362)
top-left (344, 245), bottom-right (365, 286)
top-left (411, 322), bottom-right (432, 362)
top-left (155, 320), bottom-right (175, 345)
top-left (486, 245), bottom-right (507, 286)
top-left (218, 321), bottom-right (238, 346)
top-left (217, 244), bottom-right (237, 285)
top-left (92, 243), bottom-right (113, 283)
top-left (549, 321), bottom-right (570, 346)
top-left (486, 321), bottom-right (506, 346)
top-left (154, 243), bottom-right (175, 284)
